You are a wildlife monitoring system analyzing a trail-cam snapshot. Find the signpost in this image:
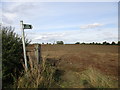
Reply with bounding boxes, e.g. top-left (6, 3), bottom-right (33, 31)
top-left (20, 20), bottom-right (32, 71)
